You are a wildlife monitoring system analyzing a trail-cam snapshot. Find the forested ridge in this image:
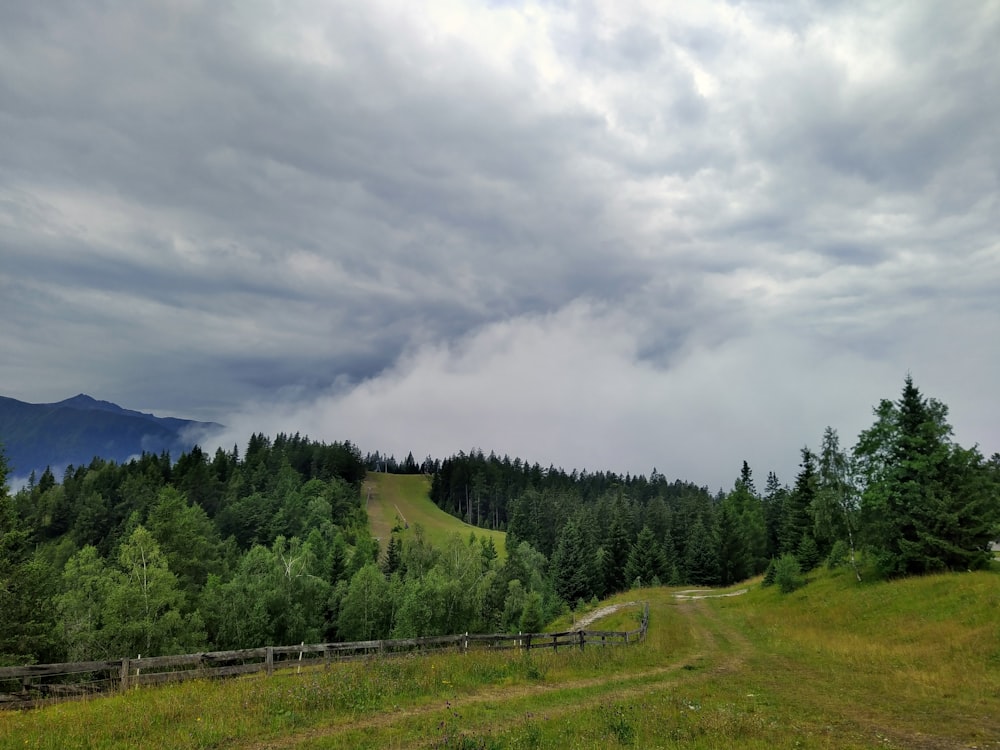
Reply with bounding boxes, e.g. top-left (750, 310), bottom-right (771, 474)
top-left (1, 377), bottom-right (997, 667)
